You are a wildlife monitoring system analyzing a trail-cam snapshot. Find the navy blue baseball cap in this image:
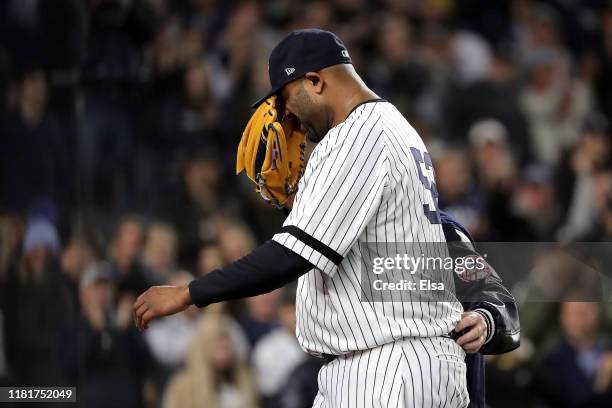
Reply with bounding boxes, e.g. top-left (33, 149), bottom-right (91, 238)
top-left (251, 29), bottom-right (352, 108)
